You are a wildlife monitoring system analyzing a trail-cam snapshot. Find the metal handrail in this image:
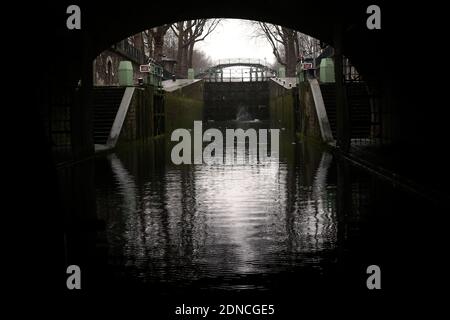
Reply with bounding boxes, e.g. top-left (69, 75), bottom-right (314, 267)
top-left (213, 58), bottom-right (270, 67)
top-left (196, 58), bottom-right (276, 79)
top-left (114, 40), bottom-right (146, 64)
